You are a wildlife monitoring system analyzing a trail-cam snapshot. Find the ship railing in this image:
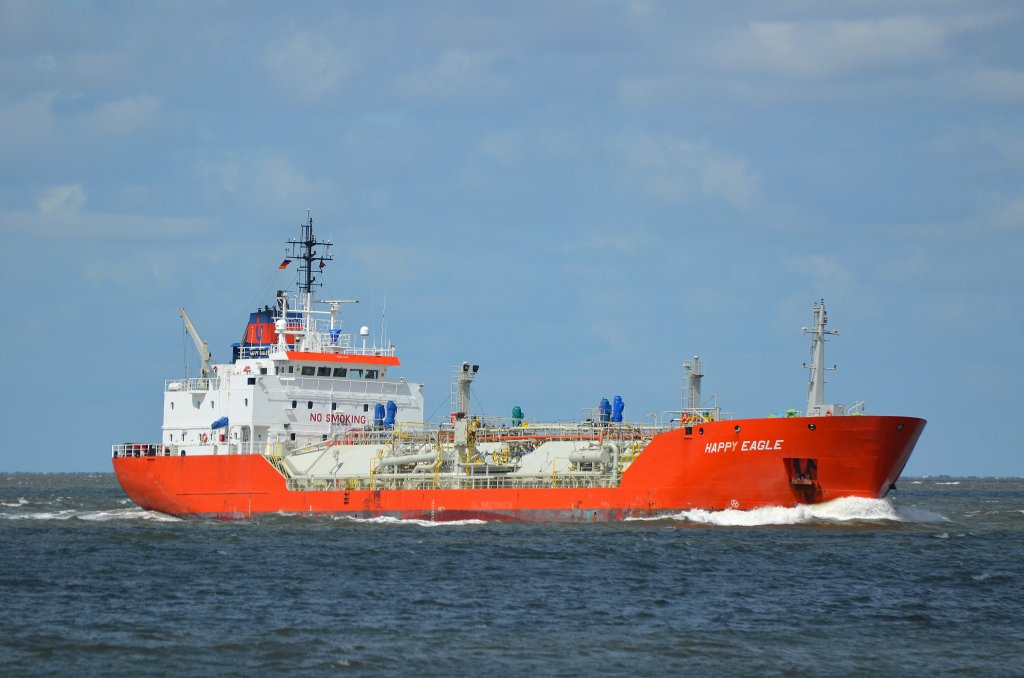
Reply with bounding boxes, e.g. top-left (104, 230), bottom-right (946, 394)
top-left (290, 421), bottom-right (664, 449)
top-left (282, 377), bottom-right (408, 397)
top-left (303, 335), bottom-right (397, 357)
top-left (273, 420), bottom-right (665, 465)
top-left (663, 407), bottom-right (733, 429)
top-left (236, 342), bottom-right (397, 359)
top-left (436, 417), bottom-right (667, 440)
top-left (165, 377), bottom-right (223, 392)
top-left (283, 470), bottom-right (623, 493)
top-left (112, 443), bottom-right (172, 458)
